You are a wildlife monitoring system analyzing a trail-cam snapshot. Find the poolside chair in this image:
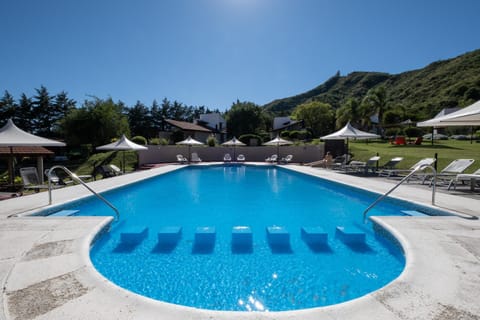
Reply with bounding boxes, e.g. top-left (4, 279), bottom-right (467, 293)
top-left (451, 168), bottom-right (480, 191)
top-left (191, 152), bottom-right (202, 163)
top-left (345, 156), bottom-right (381, 174)
top-left (377, 157), bottom-right (404, 176)
top-left (20, 167), bottom-right (59, 192)
top-left (223, 153), bottom-right (232, 162)
top-left (331, 154), bottom-right (352, 171)
top-left (429, 159), bottom-right (475, 189)
top-left (44, 169), bottom-right (73, 186)
top-left (280, 155), bottom-right (293, 164)
top-left (265, 154), bottom-right (278, 163)
top-left (237, 154), bottom-right (245, 162)
top-left (379, 158), bottom-right (436, 179)
top-left (176, 154), bottom-right (188, 164)
top-left (94, 165), bottom-right (121, 179)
